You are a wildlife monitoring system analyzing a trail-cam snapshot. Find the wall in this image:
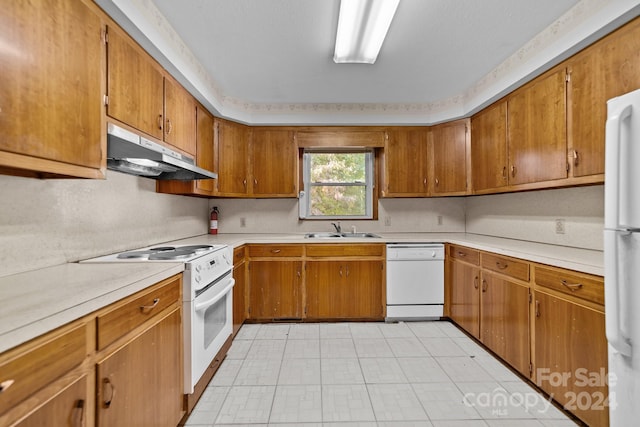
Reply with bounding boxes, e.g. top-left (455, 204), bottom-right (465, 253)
top-left (0, 172), bottom-right (208, 277)
top-left (209, 197), bottom-right (467, 234)
top-left (465, 185), bottom-right (604, 251)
